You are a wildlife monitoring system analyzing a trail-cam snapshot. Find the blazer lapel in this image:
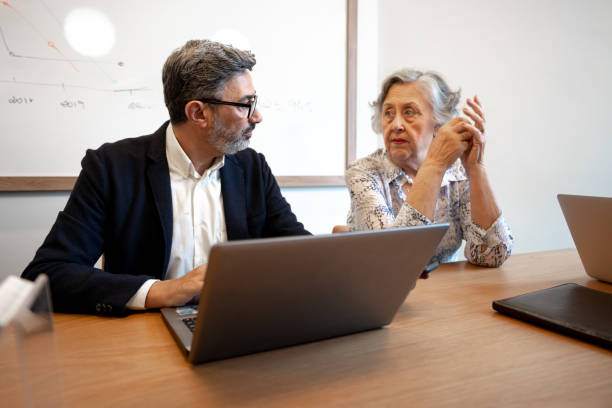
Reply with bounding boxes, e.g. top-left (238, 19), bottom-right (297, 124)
top-left (147, 122), bottom-right (173, 278)
top-left (221, 156), bottom-right (249, 240)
